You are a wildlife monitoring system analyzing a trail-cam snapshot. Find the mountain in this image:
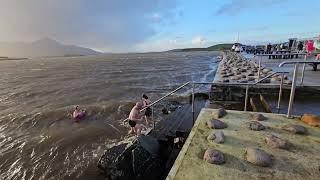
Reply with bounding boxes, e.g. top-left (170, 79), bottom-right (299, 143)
top-left (169, 43), bottom-right (234, 52)
top-left (0, 38), bottom-right (102, 57)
